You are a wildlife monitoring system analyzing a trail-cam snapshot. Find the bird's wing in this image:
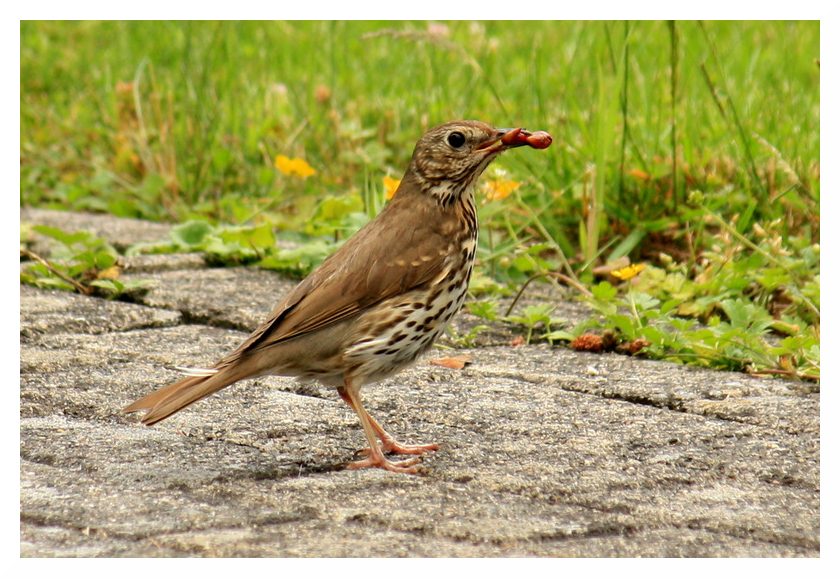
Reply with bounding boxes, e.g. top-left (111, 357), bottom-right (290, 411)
top-left (216, 198), bottom-right (455, 366)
